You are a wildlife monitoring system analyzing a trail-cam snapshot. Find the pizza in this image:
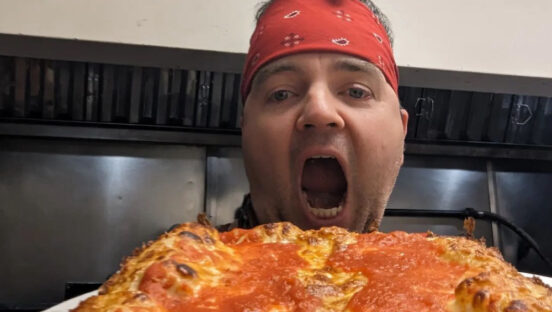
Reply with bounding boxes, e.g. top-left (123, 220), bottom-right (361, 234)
top-left (72, 220), bottom-right (552, 312)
